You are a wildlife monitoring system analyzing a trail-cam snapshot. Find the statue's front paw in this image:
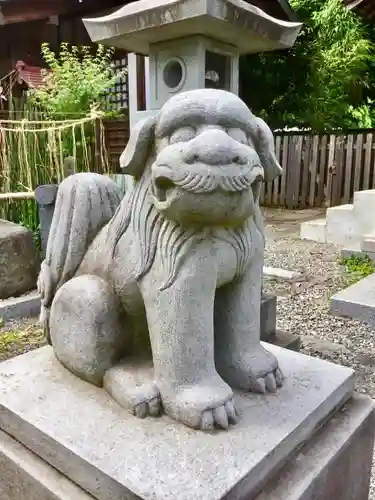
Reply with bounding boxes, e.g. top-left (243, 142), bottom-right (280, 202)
top-left (247, 345), bottom-right (284, 394)
top-left (161, 377), bottom-right (237, 431)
